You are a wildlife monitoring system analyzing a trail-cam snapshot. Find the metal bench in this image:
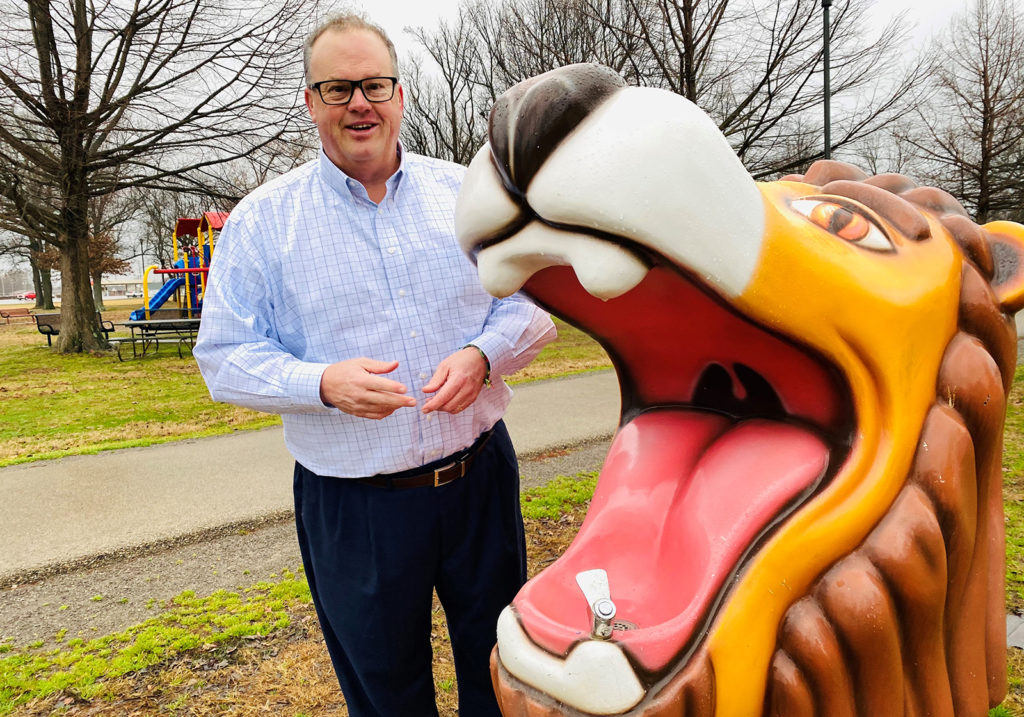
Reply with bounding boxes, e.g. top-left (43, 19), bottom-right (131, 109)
top-left (0, 307), bottom-right (33, 324)
top-left (34, 312), bottom-right (115, 346)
